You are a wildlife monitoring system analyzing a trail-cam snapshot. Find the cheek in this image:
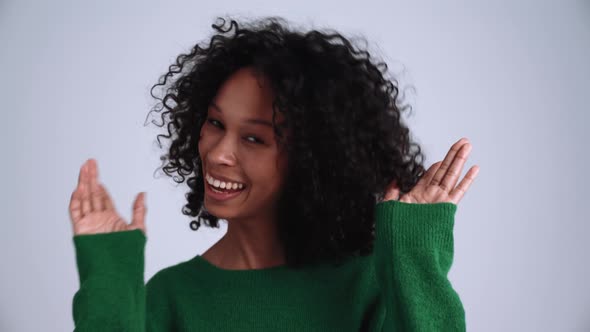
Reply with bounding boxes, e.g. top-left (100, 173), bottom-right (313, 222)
top-left (254, 157), bottom-right (287, 190)
top-left (197, 137), bottom-right (204, 156)
top-left (198, 126), bottom-right (209, 154)
top-left (199, 123), bottom-right (206, 140)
